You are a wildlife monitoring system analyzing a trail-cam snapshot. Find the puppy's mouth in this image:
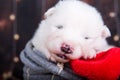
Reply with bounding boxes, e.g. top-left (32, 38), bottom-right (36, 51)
top-left (57, 54), bottom-right (68, 59)
top-left (51, 53), bottom-right (69, 63)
